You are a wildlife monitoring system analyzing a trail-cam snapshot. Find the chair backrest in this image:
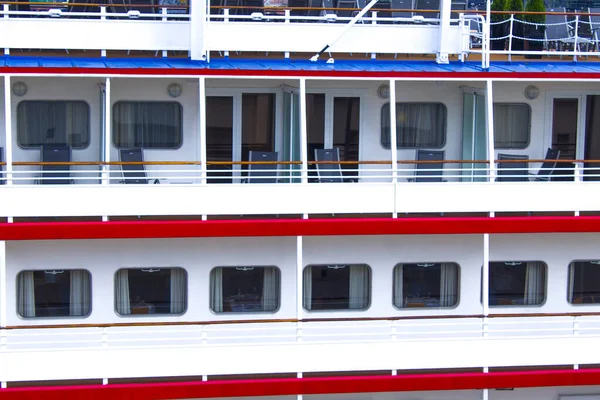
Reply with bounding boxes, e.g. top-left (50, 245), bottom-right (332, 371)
top-left (120, 148), bottom-right (148, 184)
top-left (589, 8), bottom-right (600, 39)
top-left (414, 0), bottom-right (439, 19)
top-left (40, 145), bottom-right (71, 185)
top-left (450, 0), bottom-right (466, 21)
top-left (315, 148), bottom-right (344, 183)
top-left (374, 0), bottom-right (392, 19)
top-left (497, 153), bottom-right (529, 182)
top-left (335, 0), bottom-right (357, 18)
top-left (247, 151), bottom-right (279, 183)
top-left (307, 0), bottom-right (324, 16)
top-left (414, 149), bottom-right (444, 182)
top-left (545, 8), bottom-right (568, 40)
top-left (289, 0), bottom-right (309, 16)
top-left (536, 148), bottom-right (560, 181)
top-left (390, 0), bottom-right (412, 19)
